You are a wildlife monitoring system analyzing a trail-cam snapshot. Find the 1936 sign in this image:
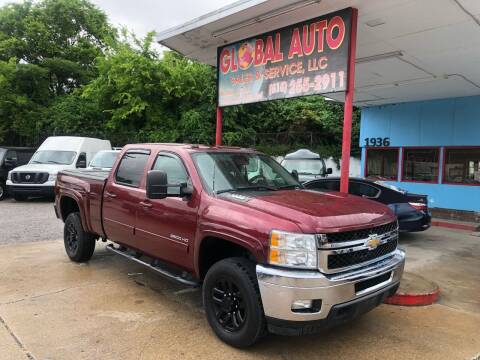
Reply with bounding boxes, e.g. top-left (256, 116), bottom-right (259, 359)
top-left (217, 8), bottom-right (353, 107)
